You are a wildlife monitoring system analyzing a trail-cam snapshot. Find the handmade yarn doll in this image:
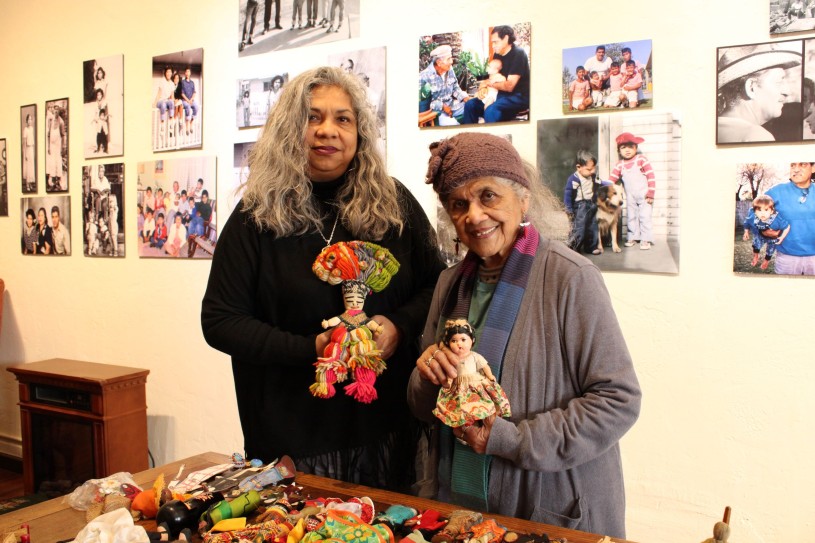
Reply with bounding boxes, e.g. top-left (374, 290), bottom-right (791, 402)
top-left (310, 240), bottom-right (400, 403)
top-left (433, 319), bottom-right (511, 428)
